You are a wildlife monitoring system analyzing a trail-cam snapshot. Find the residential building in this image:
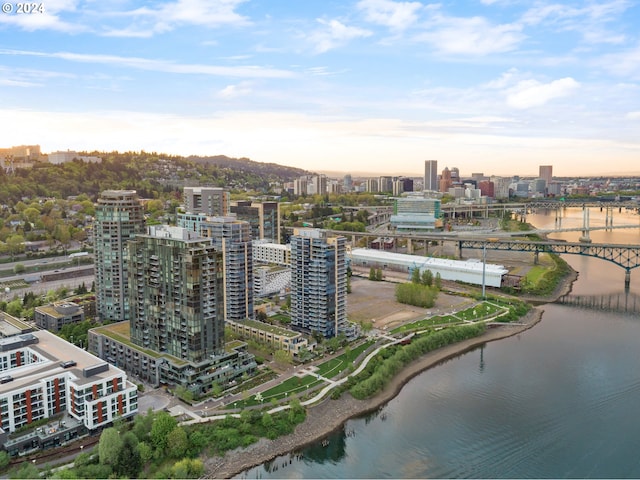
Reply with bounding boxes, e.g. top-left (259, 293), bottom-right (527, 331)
top-left (200, 217), bottom-right (254, 321)
top-left (94, 190), bottom-right (145, 322)
top-left (35, 302), bottom-right (85, 333)
top-left (478, 180), bottom-right (495, 198)
top-left (290, 228), bottom-right (347, 338)
top-left (128, 225), bottom-right (224, 362)
top-left (183, 187), bottom-right (229, 216)
top-left (378, 176), bottom-right (393, 193)
top-left (365, 178), bottom-right (379, 193)
top-left (226, 319), bottom-right (310, 356)
top-left (424, 160), bottom-right (438, 191)
top-left (0, 330), bottom-right (137, 456)
top-left (252, 240), bottom-right (291, 266)
top-left (253, 265), bottom-right (291, 298)
top-left (230, 200), bottom-right (280, 243)
top-left (491, 176), bottom-right (512, 199)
